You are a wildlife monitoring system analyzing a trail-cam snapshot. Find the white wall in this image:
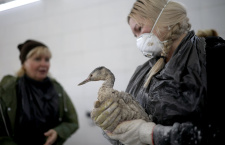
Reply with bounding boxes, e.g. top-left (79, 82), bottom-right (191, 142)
top-left (0, 0), bottom-right (224, 145)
